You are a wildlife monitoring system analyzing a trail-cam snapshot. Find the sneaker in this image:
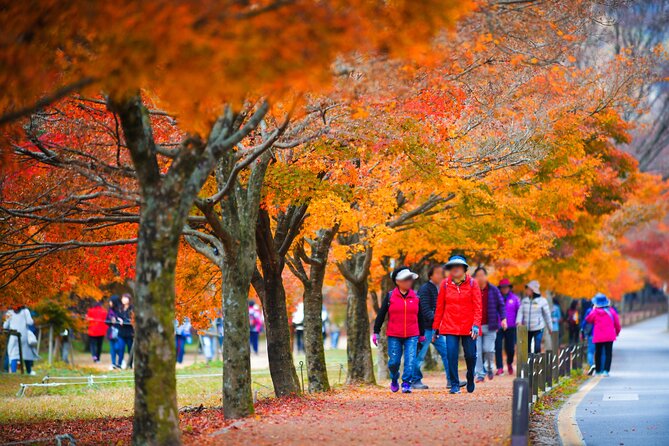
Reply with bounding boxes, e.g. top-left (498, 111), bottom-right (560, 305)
top-left (587, 365), bottom-right (596, 376)
top-left (602, 371), bottom-right (610, 377)
top-left (466, 380), bottom-right (476, 393)
top-left (109, 365), bottom-right (115, 371)
top-left (449, 385), bottom-right (461, 394)
top-left (487, 370), bottom-right (494, 380)
top-left (401, 383), bottom-right (412, 393)
top-left (390, 381), bottom-right (400, 393)
top-left (412, 382), bottom-right (429, 390)
top-left (29, 371), bottom-right (37, 376)
top-left (508, 364), bottom-right (514, 375)
top-left (121, 360), bottom-right (127, 370)
top-left (496, 369), bottom-right (504, 376)
top-left (475, 376), bottom-right (485, 383)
